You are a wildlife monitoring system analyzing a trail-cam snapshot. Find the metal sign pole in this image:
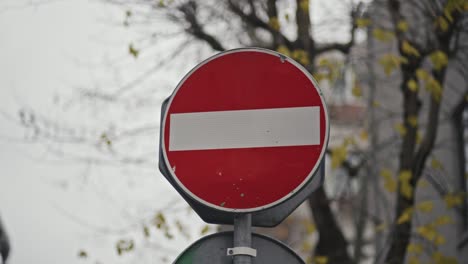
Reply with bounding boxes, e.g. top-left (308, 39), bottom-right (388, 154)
top-left (228, 213), bottom-right (256, 264)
